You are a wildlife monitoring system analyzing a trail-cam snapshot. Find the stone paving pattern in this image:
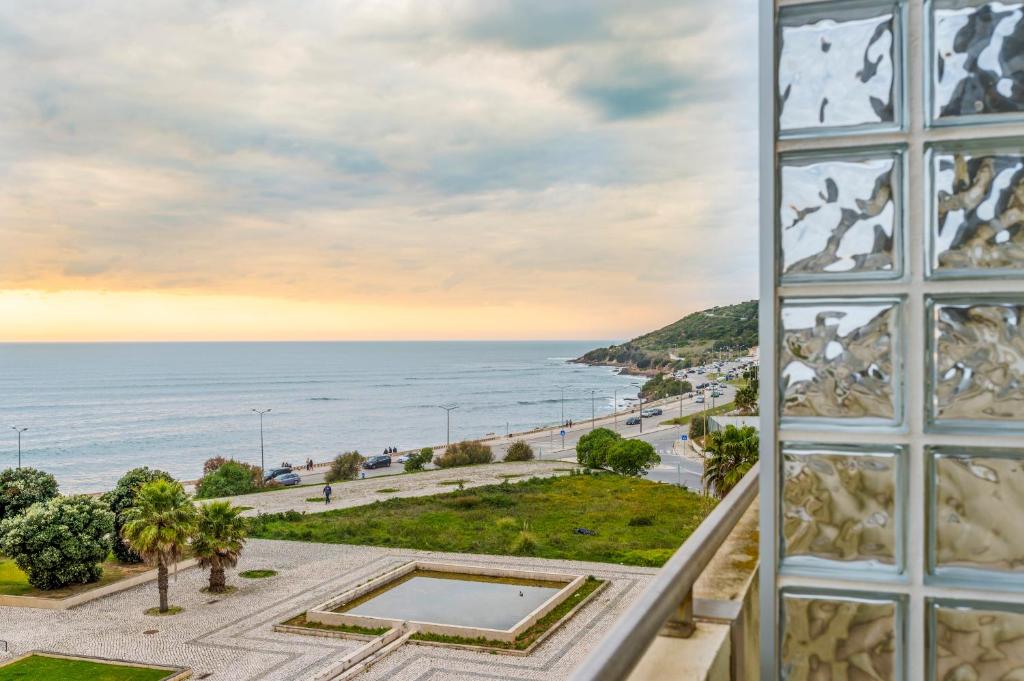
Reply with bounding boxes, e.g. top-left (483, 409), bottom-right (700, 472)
top-left (0, 539), bottom-right (657, 680)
